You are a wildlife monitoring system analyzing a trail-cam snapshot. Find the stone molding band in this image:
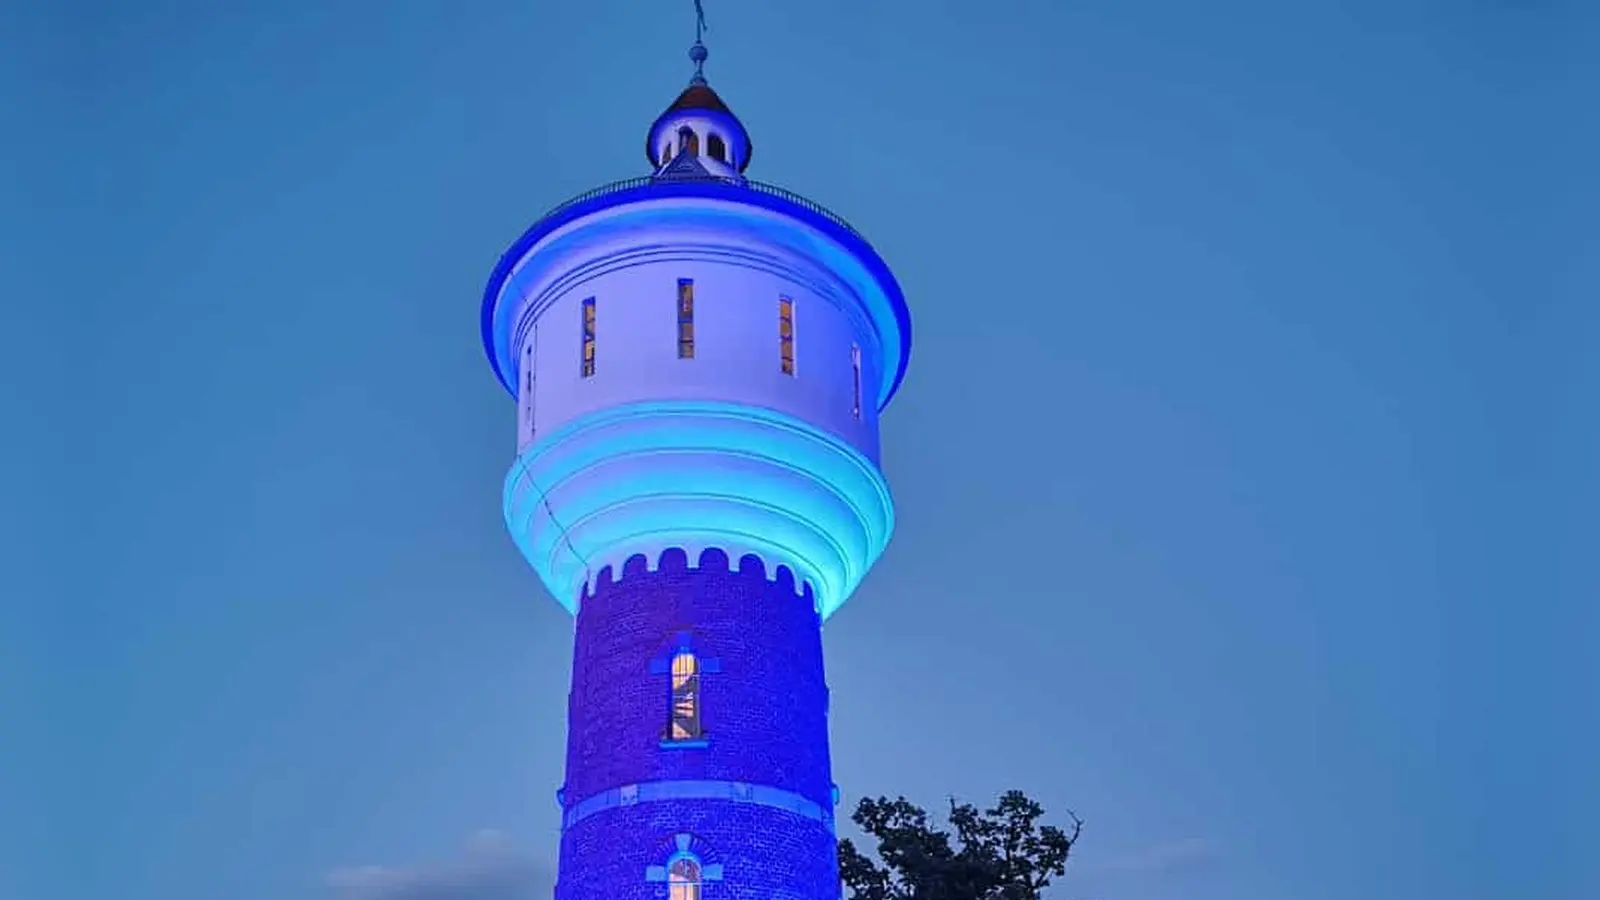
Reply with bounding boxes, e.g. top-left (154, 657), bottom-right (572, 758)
top-left (561, 779), bottom-right (835, 834)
